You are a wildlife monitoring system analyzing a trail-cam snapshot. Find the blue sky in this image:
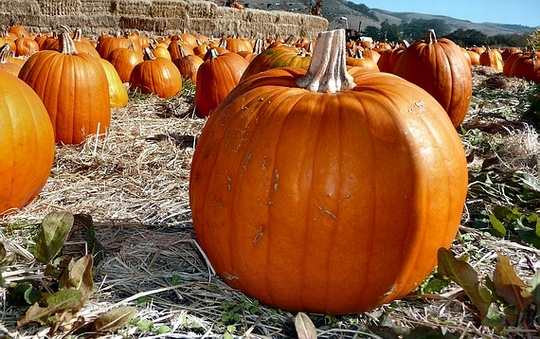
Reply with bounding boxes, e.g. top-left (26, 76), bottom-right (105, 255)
top-left (353, 0), bottom-right (539, 27)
